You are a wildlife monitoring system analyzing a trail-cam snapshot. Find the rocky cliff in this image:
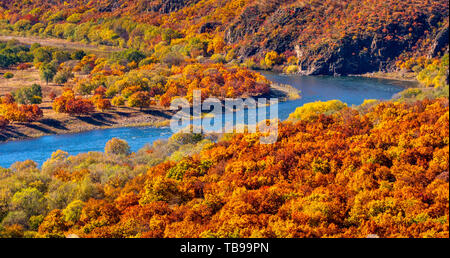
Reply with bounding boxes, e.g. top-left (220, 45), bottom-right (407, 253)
top-left (224, 1), bottom-right (449, 75)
